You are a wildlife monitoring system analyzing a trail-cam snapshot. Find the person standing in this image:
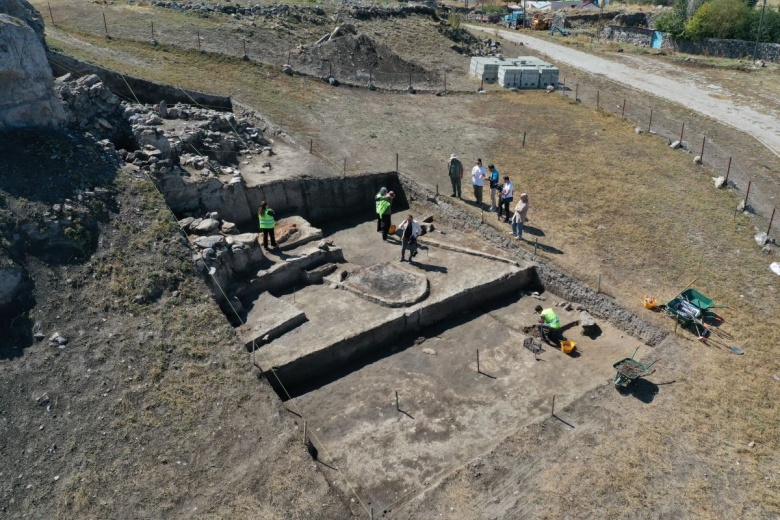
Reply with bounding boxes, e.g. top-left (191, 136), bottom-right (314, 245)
top-left (497, 175), bottom-right (514, 222)
top-left (487, 164), bottom-right (500, 211)
top-left (471, 158), bottom-right (486, 206)
top-left (511, 193), bottom-right (528, 239)
top-left (448, 154), bottom-right (463, 198)
top-left (397, 214), bottom-right (421, 263)
top-left (375, 187), bottom-right (389, 232)
top-left (258, 201), bottom-right (277, 249)
top-left (378, 191), bottom-right (394, 241)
